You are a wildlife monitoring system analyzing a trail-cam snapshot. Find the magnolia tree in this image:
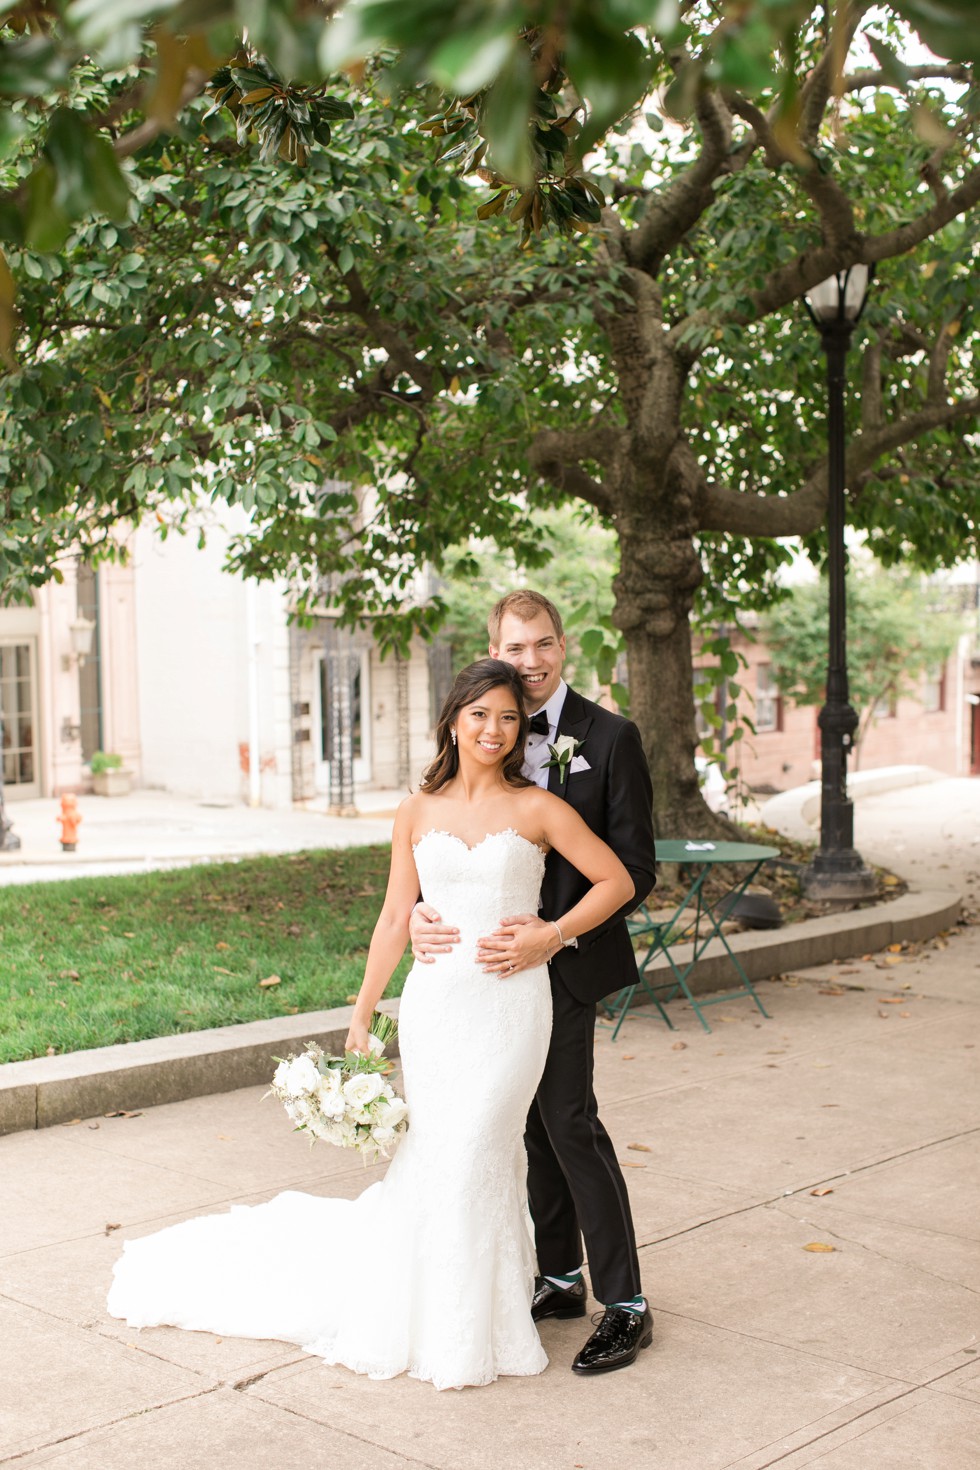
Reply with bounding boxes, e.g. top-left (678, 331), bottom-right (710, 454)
top-left (1, 2), bottom-right (979, 833)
